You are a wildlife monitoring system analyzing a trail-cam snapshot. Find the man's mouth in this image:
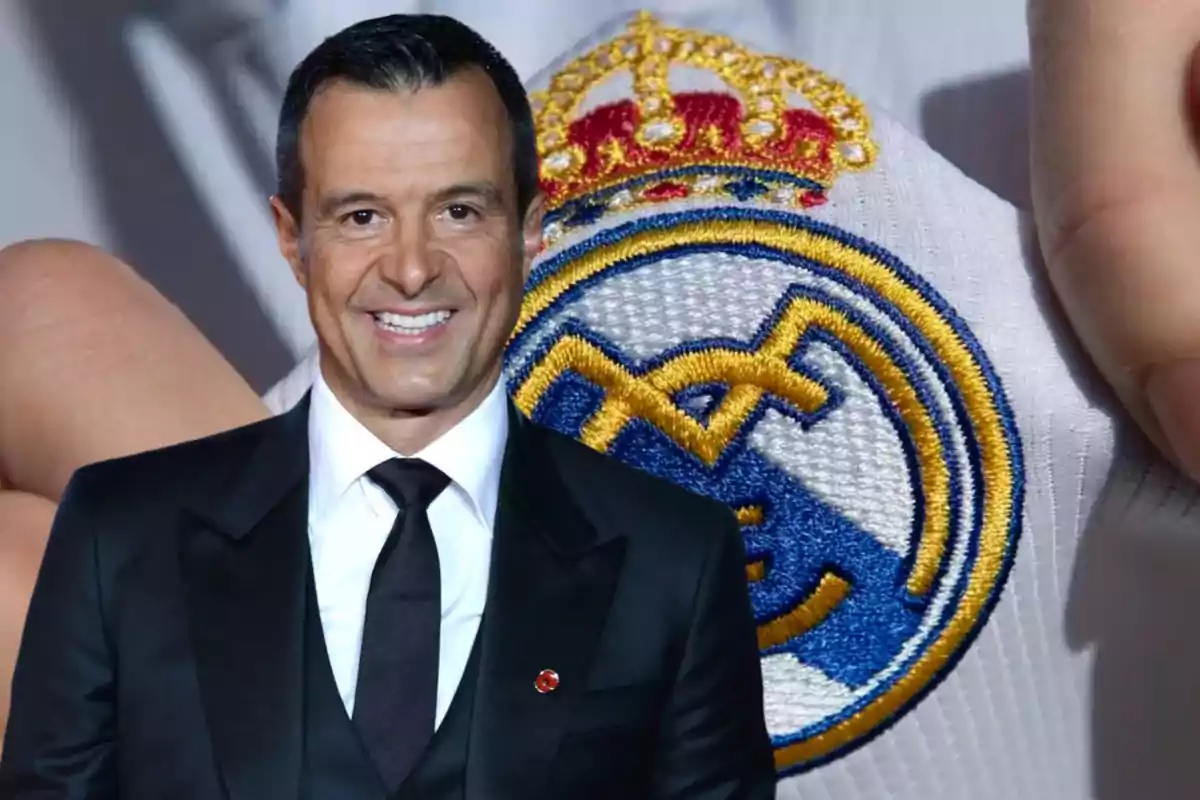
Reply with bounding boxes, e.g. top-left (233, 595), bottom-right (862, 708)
top-left (371, 309), bottom-right (454, 335)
